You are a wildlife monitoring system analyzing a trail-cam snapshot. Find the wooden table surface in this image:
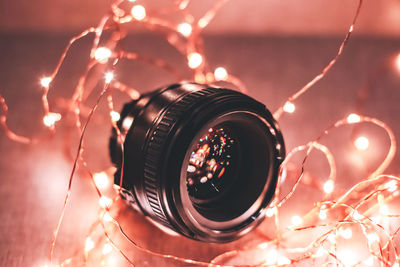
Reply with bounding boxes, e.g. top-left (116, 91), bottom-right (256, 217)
top-left (0, 33), bottom-right (399, 266)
